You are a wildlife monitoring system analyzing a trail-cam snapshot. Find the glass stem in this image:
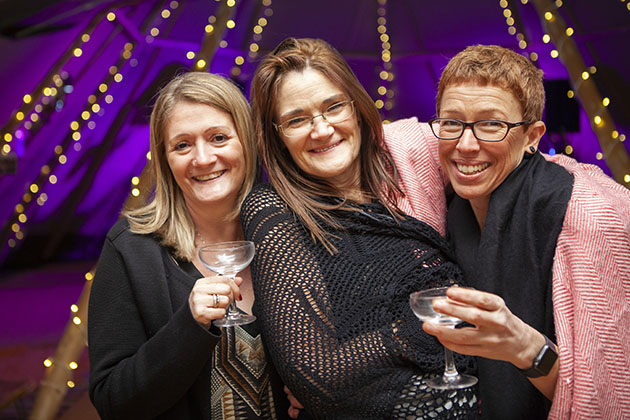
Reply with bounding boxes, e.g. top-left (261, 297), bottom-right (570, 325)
top-left (225, 275), bottom-right (238, 317)
top-left (443, 347), bottom-right (459, 379)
